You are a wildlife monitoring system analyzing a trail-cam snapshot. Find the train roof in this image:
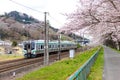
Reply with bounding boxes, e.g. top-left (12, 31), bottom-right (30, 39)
top-left (23, 40), bottom-right (76, 44)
